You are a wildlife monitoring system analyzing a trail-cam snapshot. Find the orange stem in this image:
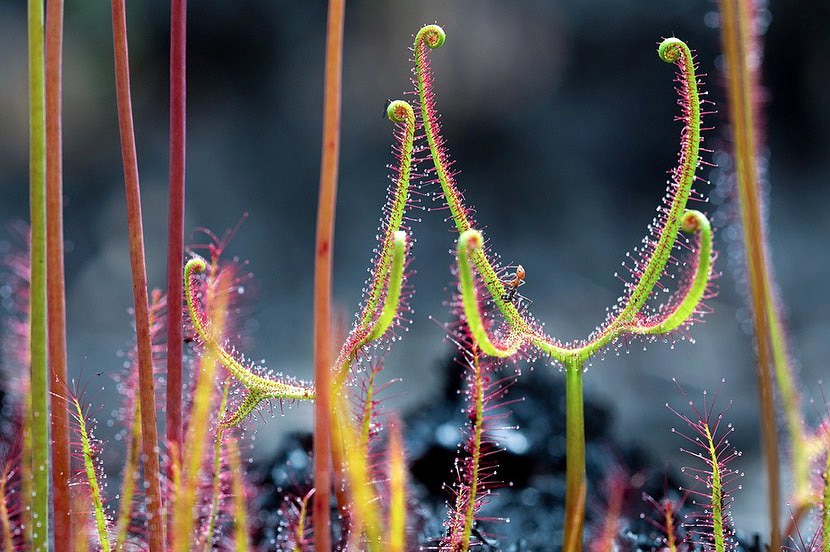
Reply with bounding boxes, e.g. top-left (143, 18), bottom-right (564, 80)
top-left (312, 1), bottom-right (346, 550)
top-left (110, 0), bottom-right (165, 548)
top-left (718, 0), bottom-right (781, 548)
